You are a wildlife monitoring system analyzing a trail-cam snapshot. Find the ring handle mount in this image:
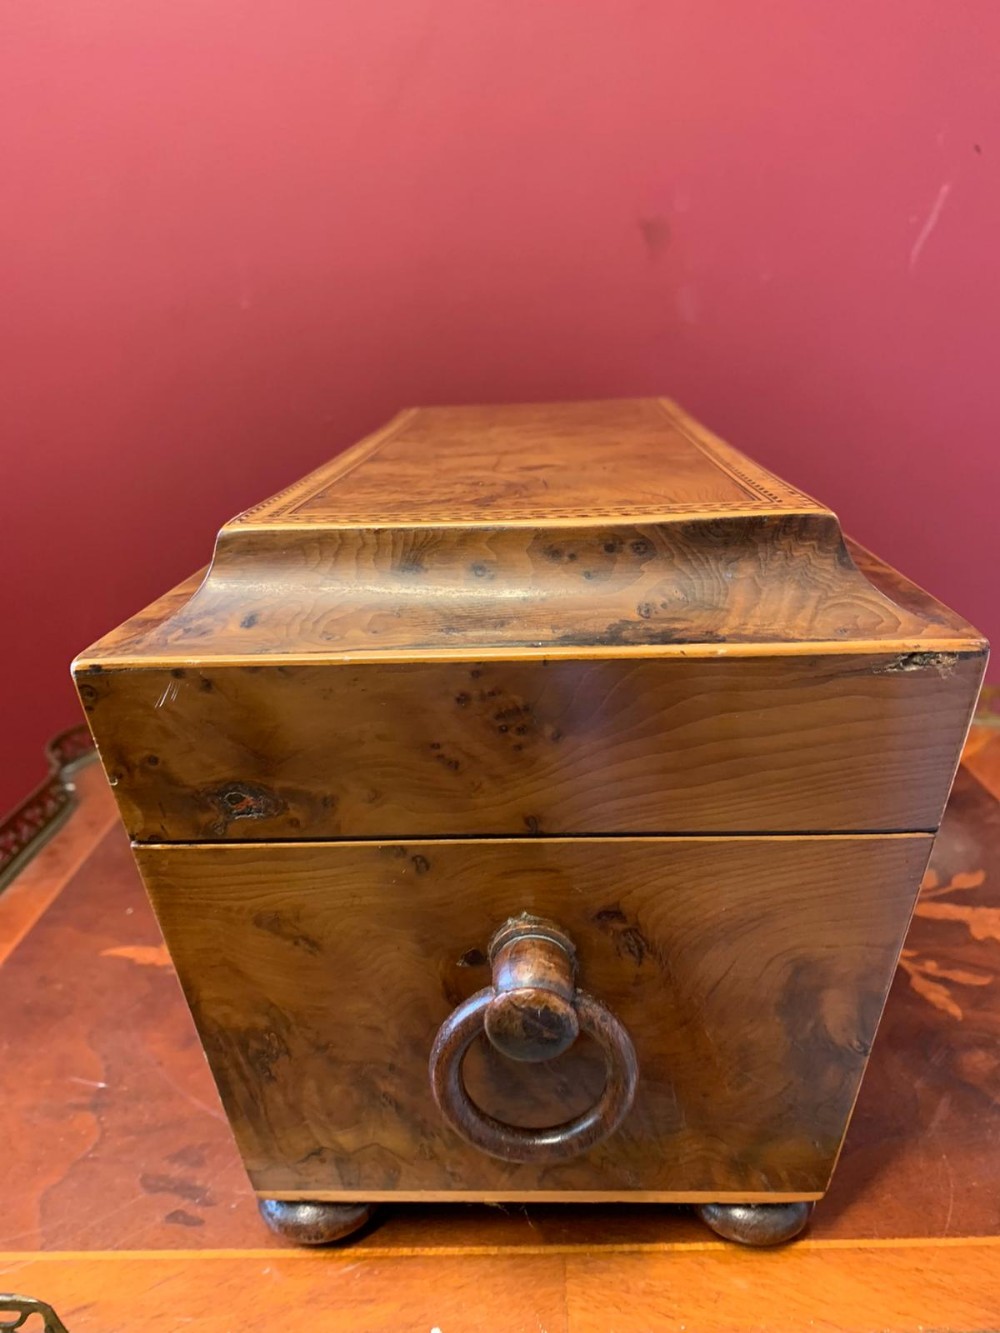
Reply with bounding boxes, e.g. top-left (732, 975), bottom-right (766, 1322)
top-left (429, 913), bottom-right (639, 1163)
